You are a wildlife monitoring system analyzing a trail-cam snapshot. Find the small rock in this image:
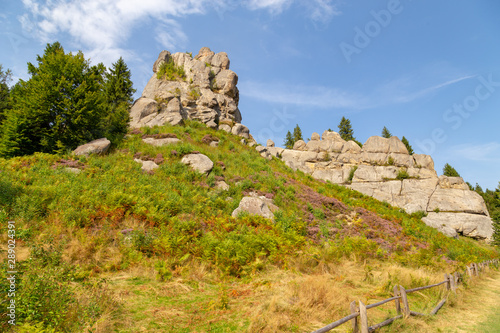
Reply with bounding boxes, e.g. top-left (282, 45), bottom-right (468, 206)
top-left (267, 139), bottom-right (275, 147)
top-left (215, 180), bottom-right (230, 191)
top-left (293, 140), bottom-right (306, 150)
top-left (73, 138), bottom-right (111, 156)
top-left (134, 159), bottom-right (159, 172)
top-left (232, 197), bottom-right (275, 220)
top-left (181, 153), bottom-right (214, 175)
top-left (310, 132), bottom-right (320, 141)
